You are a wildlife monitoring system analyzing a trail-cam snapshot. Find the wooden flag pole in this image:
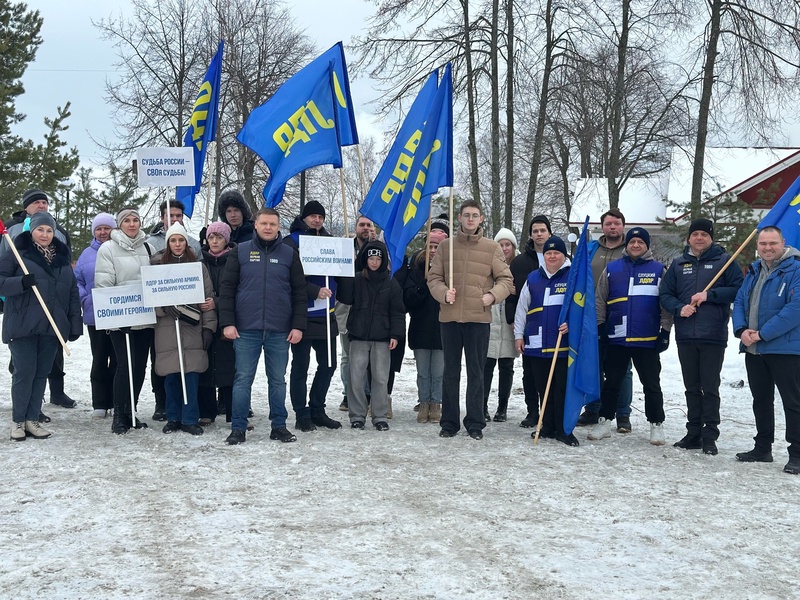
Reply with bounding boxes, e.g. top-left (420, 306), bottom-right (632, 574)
top-left (0, 228), bottom-right (70, 356)
top-left (339, 168), bottom-right (350, 237)
top-left (700, 227), bottom-right (758, 295)
top-left (448, 187), bottom-right (454, 303)
top-left (533, 331), bottom-right (563, 445)
top-left (356, 144), bottom-right (369, 202)
top-left (424, 204), bottom-right (434, 279)
top-left (203, 141), bottom-right (218, 227)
